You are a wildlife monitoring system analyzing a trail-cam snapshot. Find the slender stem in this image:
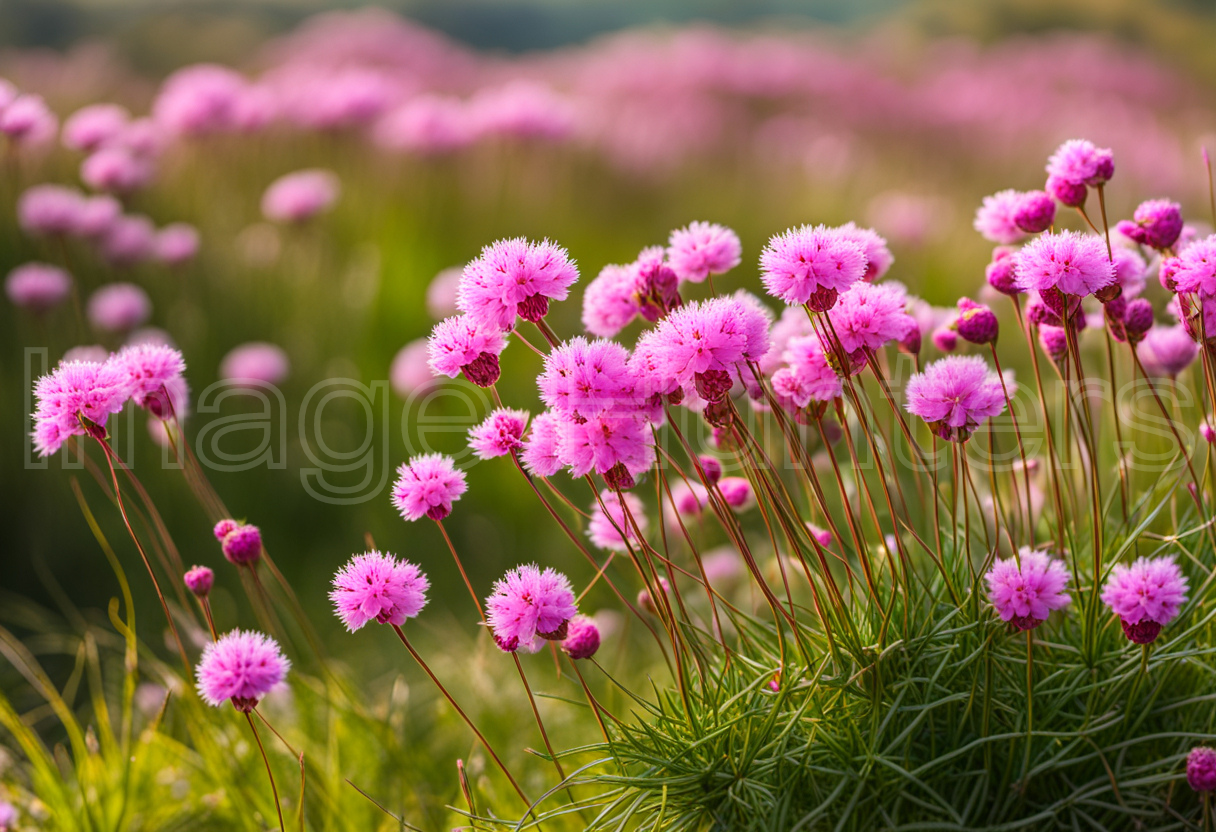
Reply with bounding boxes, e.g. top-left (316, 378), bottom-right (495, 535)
top-left (244, 711), bottom-right (286, 832)
top-left (1023, 628), bottom-right (1034, 787)
top-left (435, 520), bottom-right (485, 619)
